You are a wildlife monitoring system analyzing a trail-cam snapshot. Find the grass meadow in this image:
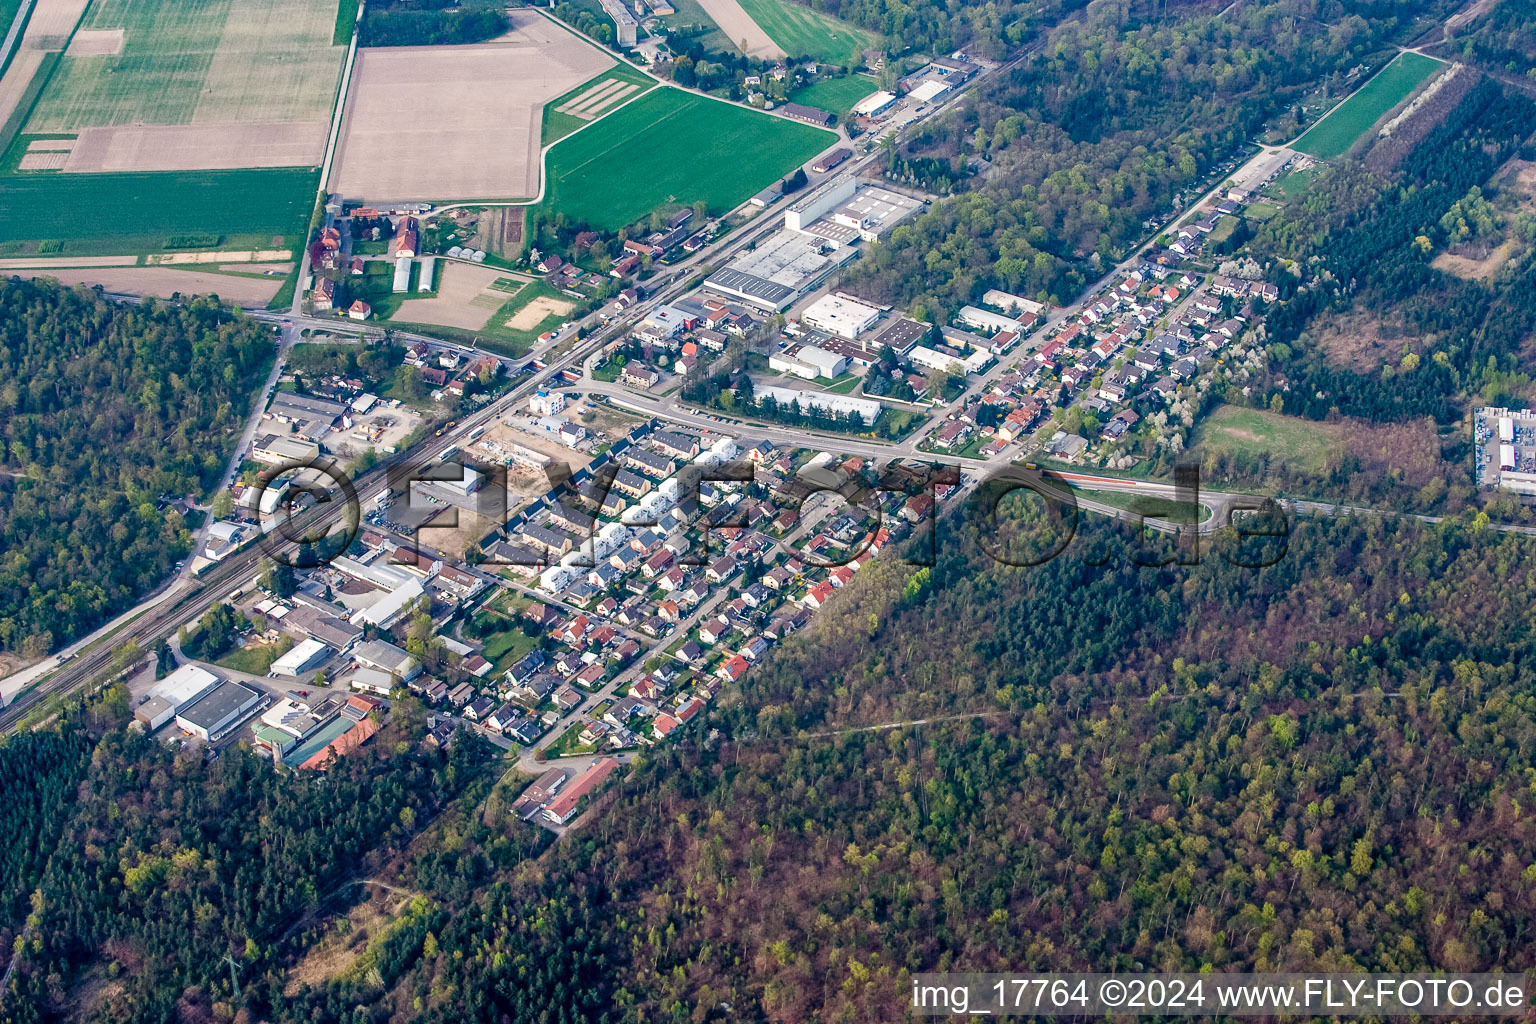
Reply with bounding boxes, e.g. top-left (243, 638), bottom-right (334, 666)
top-left (1293, 52), bottom-right (1443, 161)
top-left (1191, 406), bottom-right (1344, 475)
top-left (541, 64), bottom-right (656, 146)
top-left (787, 73), bottom-right (878, 117)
